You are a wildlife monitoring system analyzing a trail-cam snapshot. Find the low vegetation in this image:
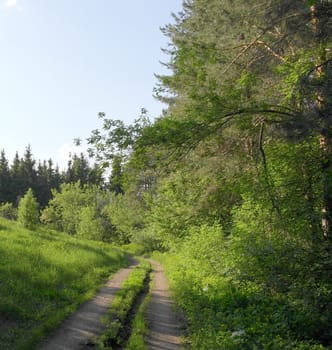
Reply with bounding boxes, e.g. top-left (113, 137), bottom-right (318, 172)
top-left (0, 217), bottom-right (127, 350)
top-left (97, 259), bottom-right (151, 350)
top-left (155, 224), bottom-right (331, 349)
top-left (124, 275), bottom-right (153, 350)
